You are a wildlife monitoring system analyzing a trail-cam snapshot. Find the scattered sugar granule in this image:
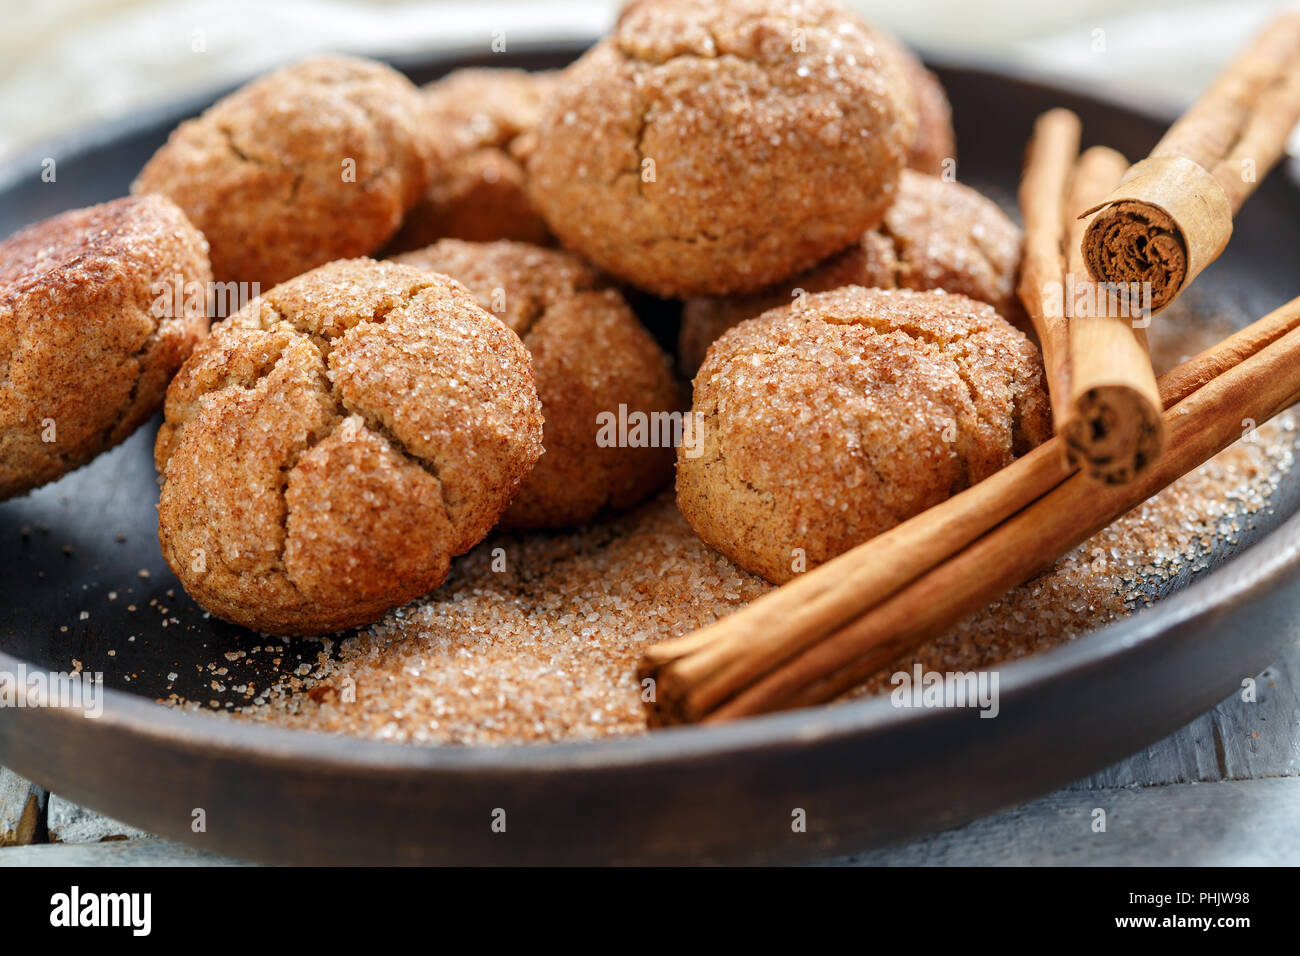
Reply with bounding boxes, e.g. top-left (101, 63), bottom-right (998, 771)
top-left (166, 310), bottom-right (1299, 747)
